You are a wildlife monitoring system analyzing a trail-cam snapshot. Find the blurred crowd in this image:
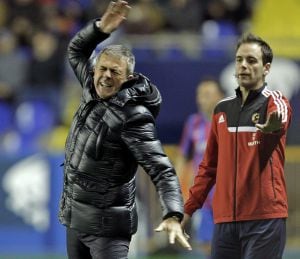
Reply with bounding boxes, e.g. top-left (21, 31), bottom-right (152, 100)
top-left (0, 0), bottom-right (254, 154)
top-left (0, 0), bottom-right (254, 98)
